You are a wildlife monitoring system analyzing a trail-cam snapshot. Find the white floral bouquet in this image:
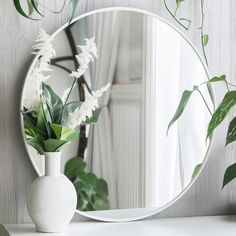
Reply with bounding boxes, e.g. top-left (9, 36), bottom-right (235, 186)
top-left (22, 29), bottom-right (110, 154)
